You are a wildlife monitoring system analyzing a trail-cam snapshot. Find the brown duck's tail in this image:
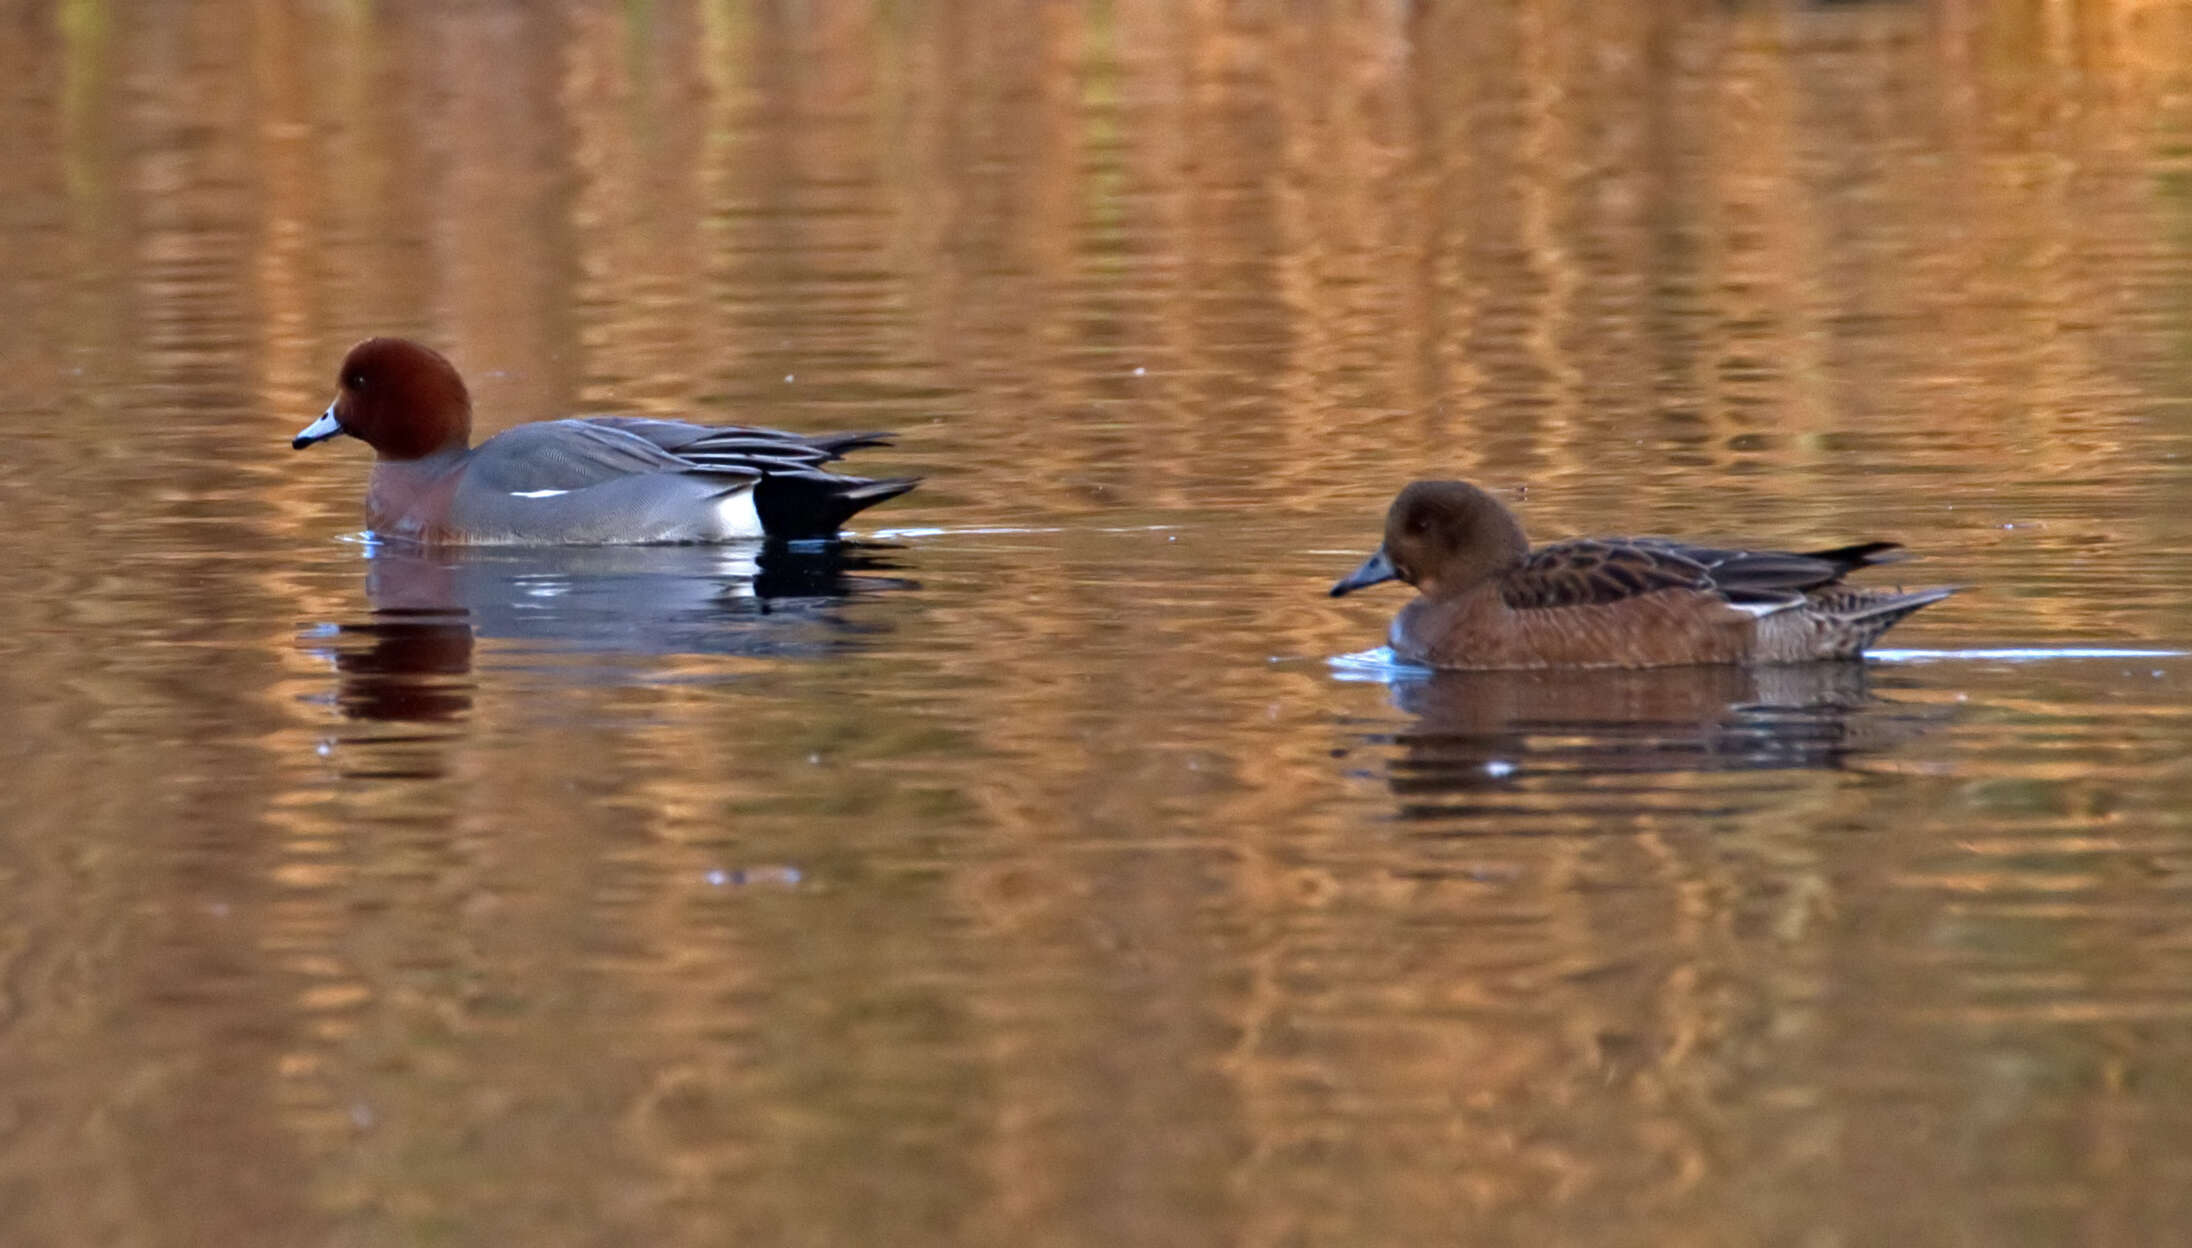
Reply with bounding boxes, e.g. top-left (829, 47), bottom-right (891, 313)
top-left (752, 472), bottom-right (920, 540)
top-left (1795, 585), bottom-right (1957, 659)
top-left (1829, 585), bottom-right (1956, 620)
